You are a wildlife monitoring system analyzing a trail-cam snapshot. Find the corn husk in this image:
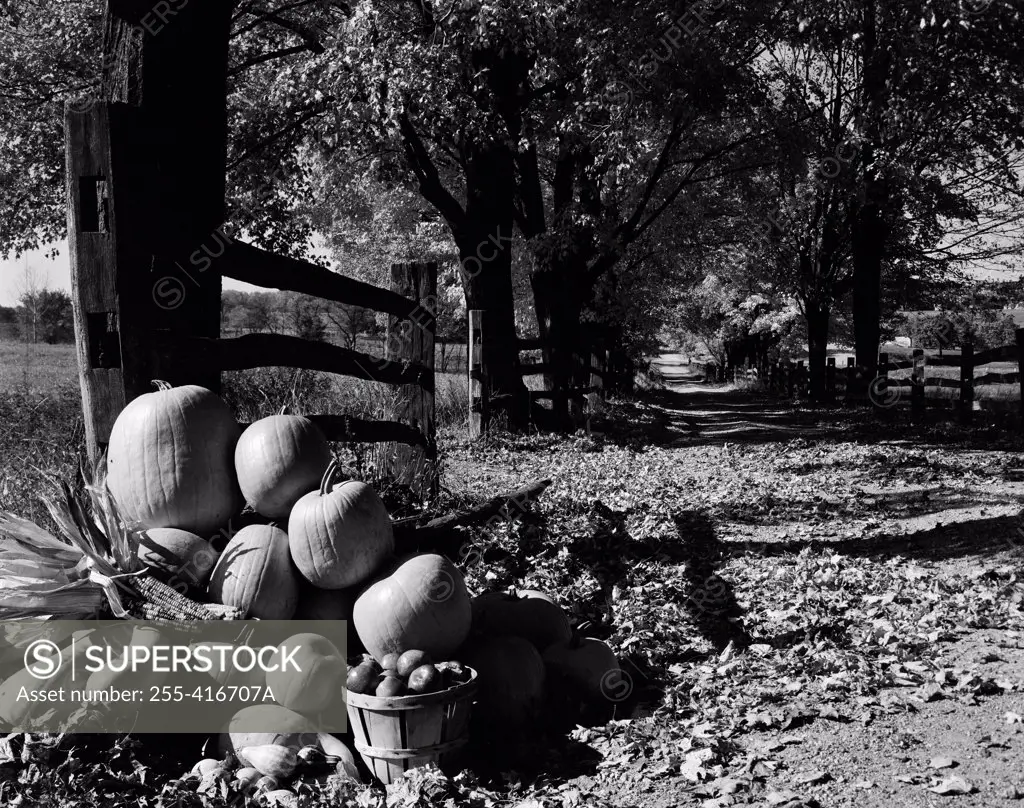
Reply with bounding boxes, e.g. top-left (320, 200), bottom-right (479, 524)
top-left (0, 462), bottom-right (144, 621)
